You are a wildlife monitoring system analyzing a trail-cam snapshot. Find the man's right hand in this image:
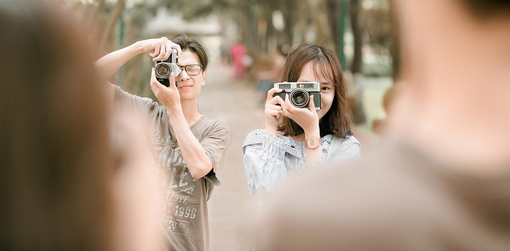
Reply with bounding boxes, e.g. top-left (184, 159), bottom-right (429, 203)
top-left (138, 37), bottom-right (182, 62)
